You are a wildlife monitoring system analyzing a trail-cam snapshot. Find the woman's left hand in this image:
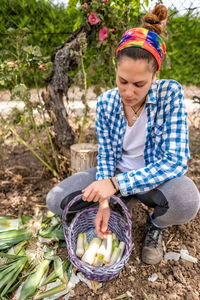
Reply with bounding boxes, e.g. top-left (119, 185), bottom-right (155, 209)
top-left (82, 178), bottom-right (118, 203)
